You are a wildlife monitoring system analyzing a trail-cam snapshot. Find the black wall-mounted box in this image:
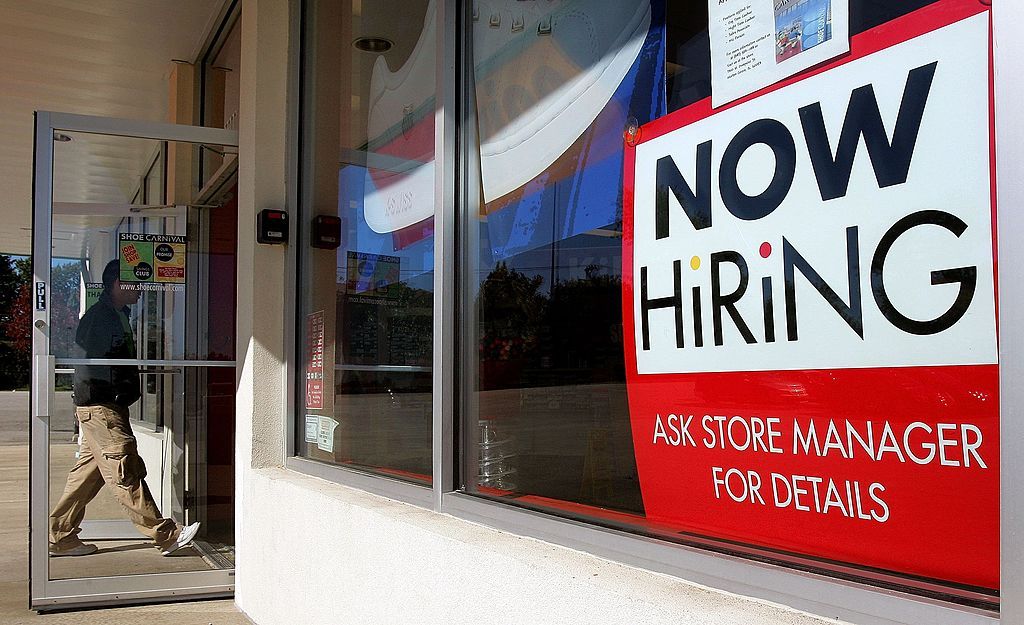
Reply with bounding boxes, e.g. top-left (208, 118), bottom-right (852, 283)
top-left (311, 215), bottom-right (342, 249)
top-left (257, 209), bottom-right (289, 244)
